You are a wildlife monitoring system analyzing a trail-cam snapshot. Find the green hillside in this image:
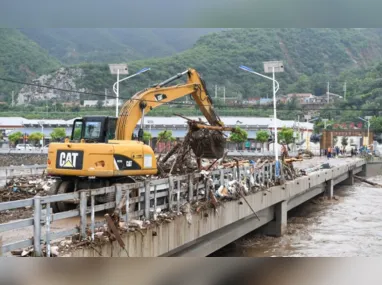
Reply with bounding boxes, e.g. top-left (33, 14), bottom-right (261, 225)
top-left (0, 29), bottom-right (60, 101)
top-left (72, 28), bottom-right (382, 100)
top-left (19, 28), bottom-right (224, 64)
top-left (317, 61), bottom-right (382, 130)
